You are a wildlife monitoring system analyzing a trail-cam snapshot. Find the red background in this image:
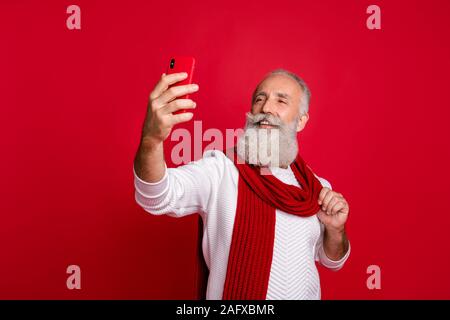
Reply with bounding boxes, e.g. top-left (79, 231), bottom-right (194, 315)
top-left (1, 0), bottom-right (450, 299)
